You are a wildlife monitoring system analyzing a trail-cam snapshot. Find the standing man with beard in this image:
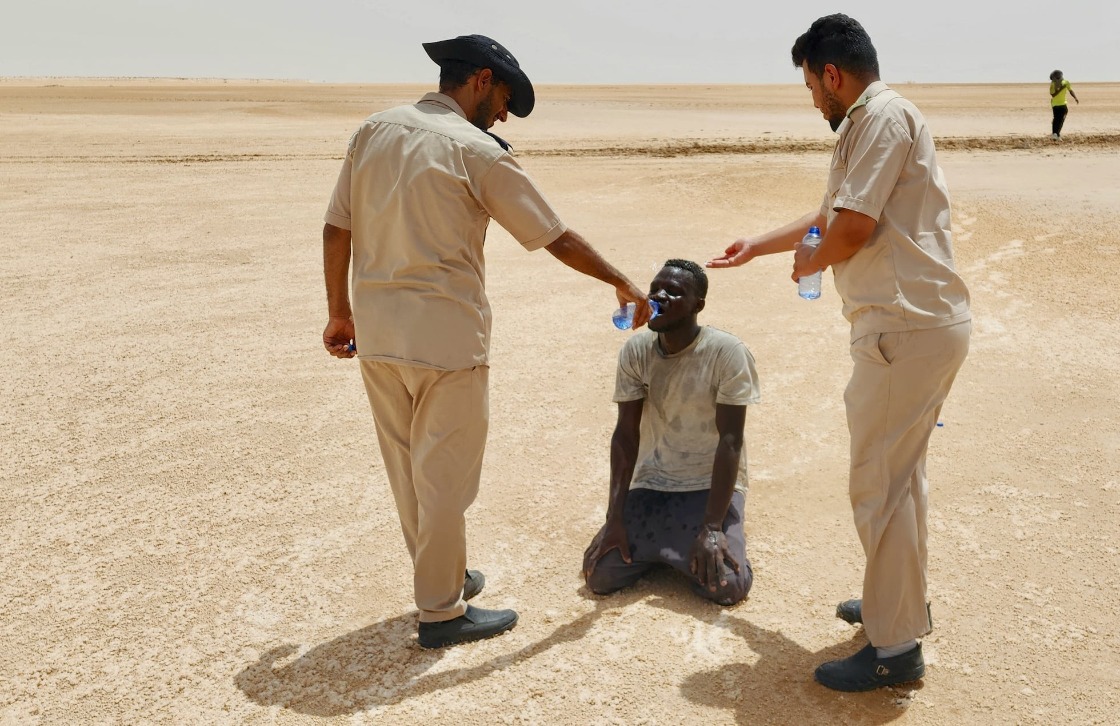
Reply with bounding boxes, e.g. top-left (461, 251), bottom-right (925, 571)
top-left (708, 14), bottom-right (971, 690)
top-left (321, 34), bottom-right (650, 649)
